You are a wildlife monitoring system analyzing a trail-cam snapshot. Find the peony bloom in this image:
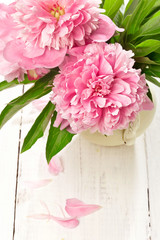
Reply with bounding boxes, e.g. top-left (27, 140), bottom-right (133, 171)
top-left (0, 4), bottom-right (26, 82)
top-left (12, 0), bottom-right (123, 50)
top-left (0, 0), bottom-right (123, 82)
top-left (0, 4), bottom-right (50, 82)
top-left (51, 43), bottom-right (154, 135)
